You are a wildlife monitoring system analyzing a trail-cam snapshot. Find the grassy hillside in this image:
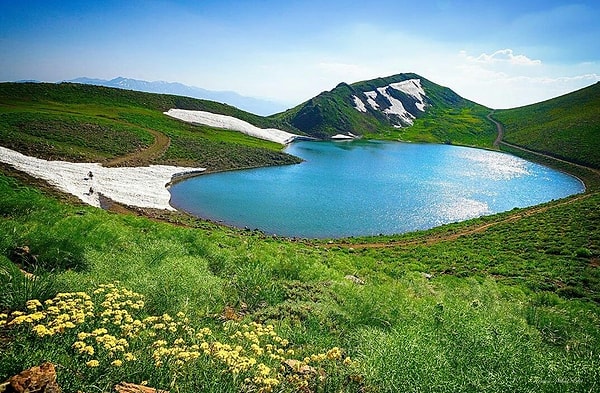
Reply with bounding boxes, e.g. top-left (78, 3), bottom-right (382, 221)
top-left (273, 73), bottom-right (496, 146)
top-left (0, 80), bottom-right (599, 392)
top-left (494, 82), bottom-right (600, 168)
top-left (0, 168), bottom-right (598, 392)
top-left (0, 82), bottom-right (301, 170)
